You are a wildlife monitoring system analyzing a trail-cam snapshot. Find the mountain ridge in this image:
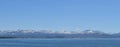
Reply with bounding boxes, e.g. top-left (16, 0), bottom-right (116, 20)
top-left (0, 29), bottom-right (119, 38)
